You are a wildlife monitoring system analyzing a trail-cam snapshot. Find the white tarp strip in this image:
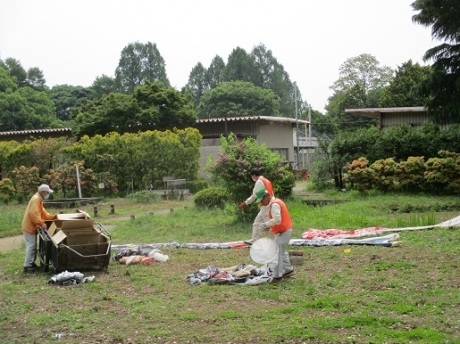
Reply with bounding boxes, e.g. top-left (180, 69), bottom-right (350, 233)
top-left (112, 215), bottom-right (459, 250)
